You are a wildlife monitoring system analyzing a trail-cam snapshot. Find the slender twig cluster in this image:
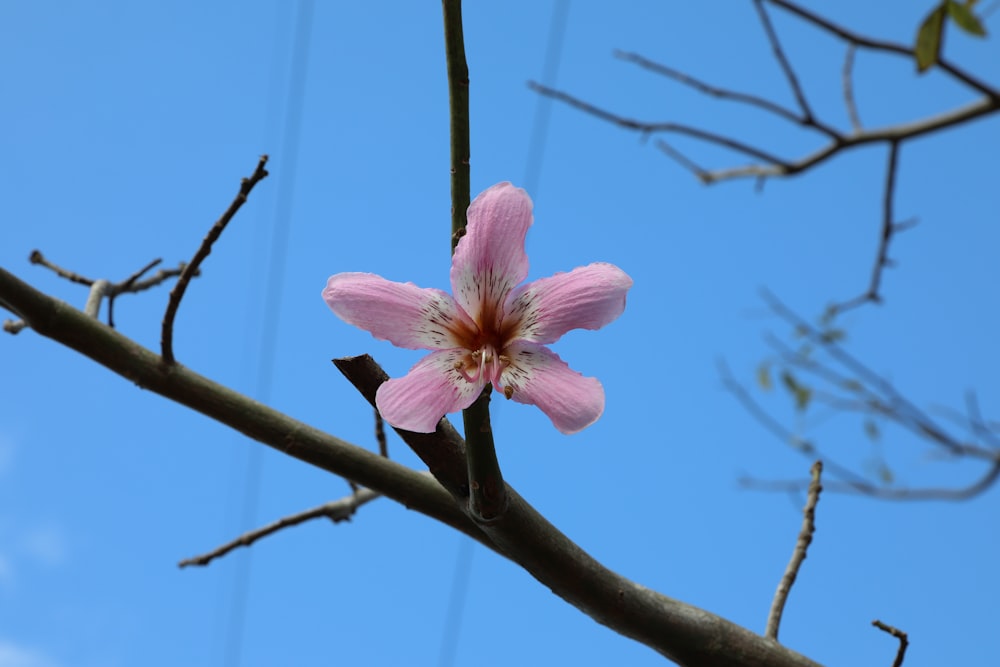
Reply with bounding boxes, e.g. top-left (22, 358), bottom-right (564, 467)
top-left (2, 250), bottom-right (193, 333)
top-left (725, 292), bottom-right (1000, 500)
top-left (531, 0), bottom-right (999, 313)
